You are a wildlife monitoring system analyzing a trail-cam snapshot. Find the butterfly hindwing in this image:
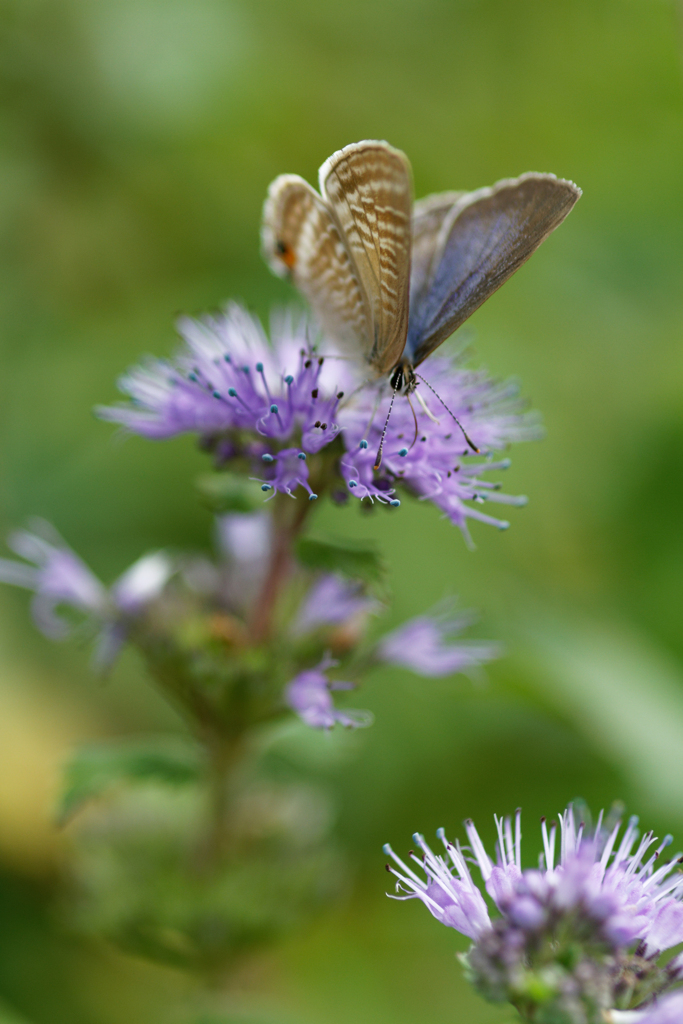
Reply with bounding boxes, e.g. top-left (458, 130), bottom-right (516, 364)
top-left (406, 173), bottom-right (581, 367)
top-left (411, 191), bottom-right (466, 320)
top-left (261, 173), bottom-right (373, 354)
top-left (320, 141), bottom-right (413, 375)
